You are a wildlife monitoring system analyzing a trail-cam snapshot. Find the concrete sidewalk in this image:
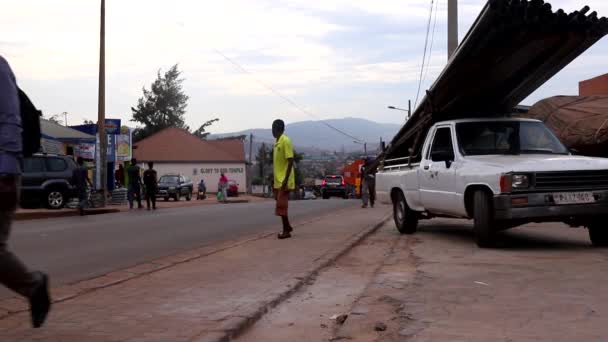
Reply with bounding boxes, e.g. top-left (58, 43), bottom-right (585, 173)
top-left (15, 194), bottom-right (266, 221)
top-left (0, 206), bottom-right (390, 341)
